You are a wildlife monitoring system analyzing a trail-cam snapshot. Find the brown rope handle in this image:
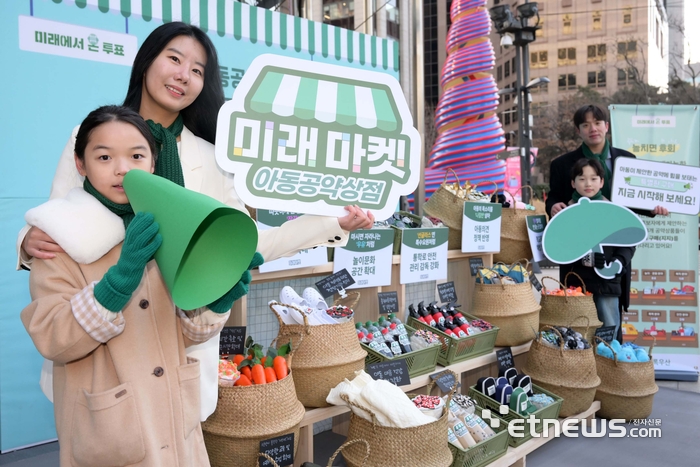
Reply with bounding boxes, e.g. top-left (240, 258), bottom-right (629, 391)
top-left (340, 393), bottom-right (379, 429)
top-left (593, 336), bottom-right (619, 367)
top-left (566, 315), bottom-right (591, 334)
top-left (649, 337), bottom-right (656, 358)
top-left (503, 185), bottom-right (534, 209)
top-left (442, 168), bottom-right (461, 187)
top-left (540, 276), bottom-right (568, 300)
top-left (327, 439), bottom-right (371, 467)
top-left (475, 180), bottom-right (499, 197)
top-left (268, 301), bottom-right (312, 334)
top-left (564, 271), bottom-right (588, 295)
top-left (268, 331), bottom-right (302, 369)
top-left (257, 452), bottom-right (280, 467)
top-left (333, 290), bottom-right (361, 310)
top-left (539, 325), bottom-right (566, 356)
